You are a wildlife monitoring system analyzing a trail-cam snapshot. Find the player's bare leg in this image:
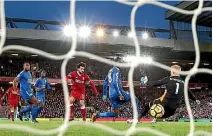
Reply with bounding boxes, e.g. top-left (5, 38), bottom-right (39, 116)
top-left (9, 106), bottom-right (15, 121)
top-left (28, 96), bottom-right (39, 106)
top-left (91, 113), bottom-right (97, 122)
top-left (69, 96), bottom-right (76, 121)
top-left (80, 99), bottom-right (86, 121)
top-left (113, 108), bottom-right (120, 122)
top-left (113, 108), bottom-right (120, 115)
top-left (39, 103), bottom-right (44, 110)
